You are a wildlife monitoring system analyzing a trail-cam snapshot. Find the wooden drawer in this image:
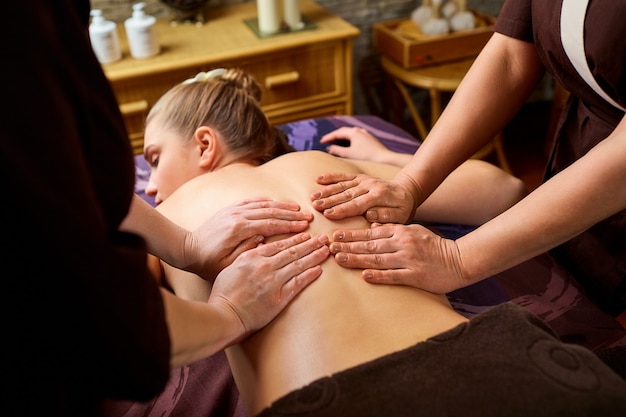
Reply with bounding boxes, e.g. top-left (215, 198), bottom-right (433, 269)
top-left (111, 40), bottom-right (350, 153)
top-left (268, 102), bottom-right (349, 125)
top-left (230, 41), bottom-right (346, 110)
top-left (112, 41), bottom-right (347, 116)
